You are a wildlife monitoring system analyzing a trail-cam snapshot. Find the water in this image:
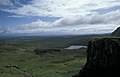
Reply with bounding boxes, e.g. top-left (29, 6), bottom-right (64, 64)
top-left (65, 45), bottom-right (87, 50)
